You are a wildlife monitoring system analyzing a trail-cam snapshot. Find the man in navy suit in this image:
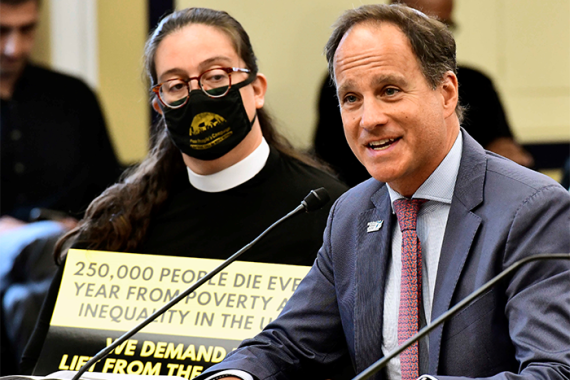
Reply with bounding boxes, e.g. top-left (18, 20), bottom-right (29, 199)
top-left (197, 4), bottom-right (570, 380)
